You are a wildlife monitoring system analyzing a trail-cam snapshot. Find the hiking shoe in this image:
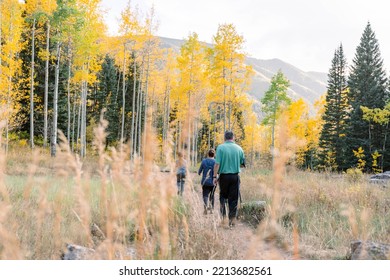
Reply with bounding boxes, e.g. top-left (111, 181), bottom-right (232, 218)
top-left (229, 218), bottom-right (236, 228)
top-left (203, 207), bottom-right (208, 215)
